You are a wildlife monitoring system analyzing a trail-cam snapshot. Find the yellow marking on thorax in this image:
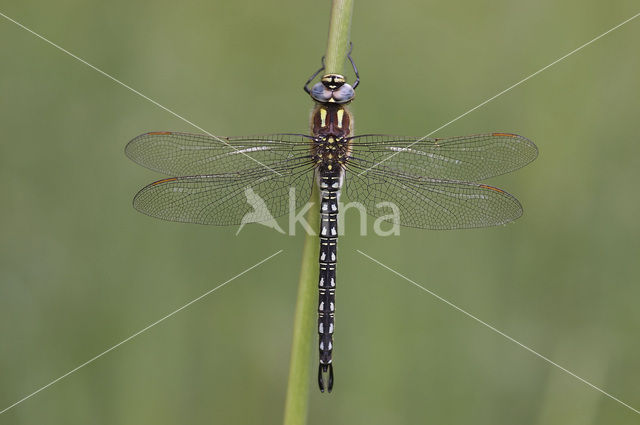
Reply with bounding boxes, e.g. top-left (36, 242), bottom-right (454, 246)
top-left (336, 109), bottom-right (344, 128)
top-left (320, 107), bottom-right (328, 128)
